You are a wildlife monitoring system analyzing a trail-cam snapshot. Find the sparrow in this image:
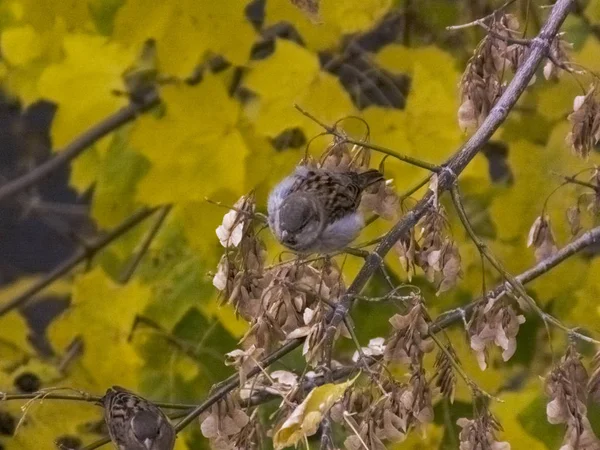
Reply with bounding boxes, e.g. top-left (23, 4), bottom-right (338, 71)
top-left (267, 166), bottom-right (384, 253)
top-left (102, 386), bottom-right (176, 450)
